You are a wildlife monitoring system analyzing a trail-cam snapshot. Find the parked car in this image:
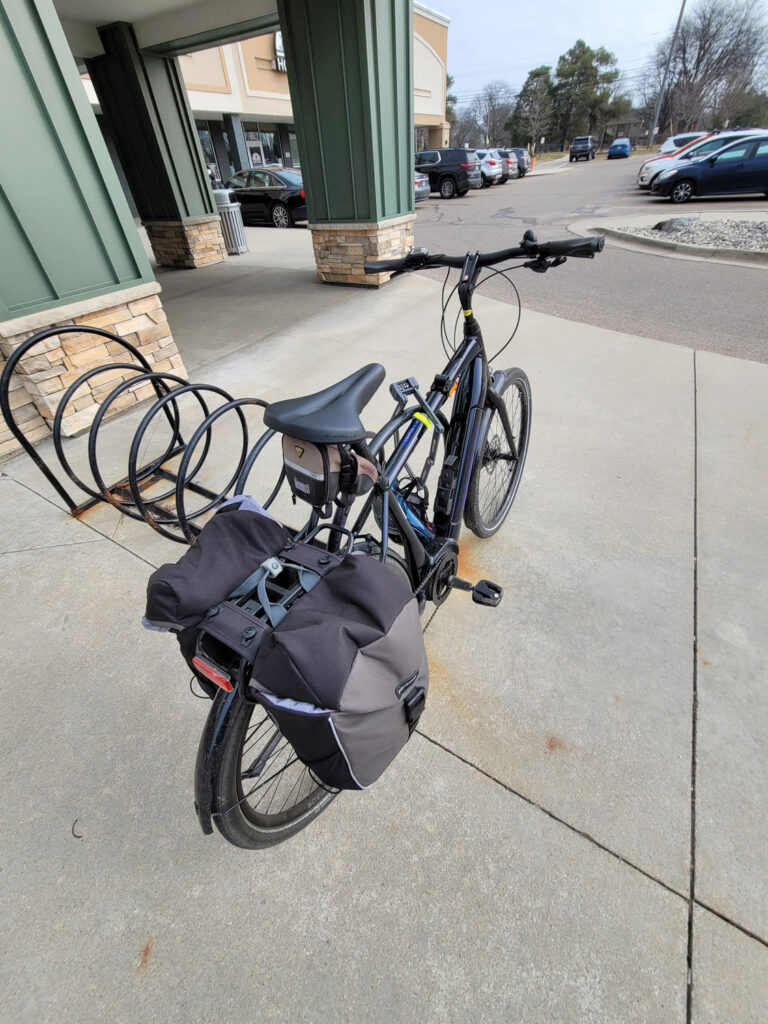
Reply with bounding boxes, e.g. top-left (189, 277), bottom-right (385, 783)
top-left (474, 149), bottom-right (504, 186)
top-left (477, 148), bottom-right (517, 182)
top-left (569, 135), bottom-right (598, 161)
top-left (225, 167), bottom-right (306, 227)
top-left (493, 148), bottom-right (519, 180)
top-left (650, 134), bottom-right (768, 203)
top-left (658, 132), bottom-right (708, 154)
top-left (509, 147), bottom-right (532, 177)
top-left (414, 172), bottom-right (430, 203)
top-left (414, 148), bottom-right (482, 197)
top-left (637, 130), bottom-right (766, 189)
top-left (607, 137), bottom-right (631, 159)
